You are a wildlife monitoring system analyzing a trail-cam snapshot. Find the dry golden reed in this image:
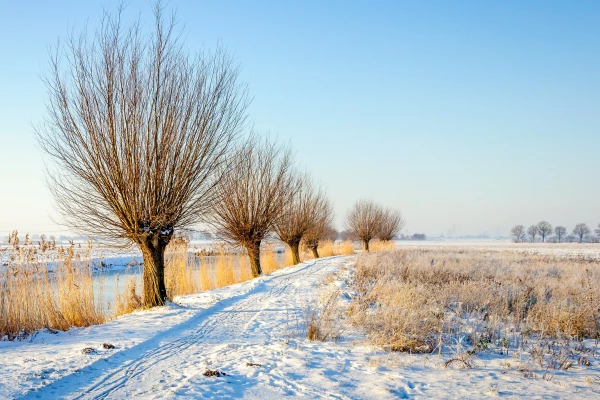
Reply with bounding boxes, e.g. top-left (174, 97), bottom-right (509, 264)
top-left (165, 235), bottom-right (198, 299)
top-left (369, 239), bottom-right (396, 252)
top-left (1, 232), bottom-right (105, 339)
top-left (1, 233), bottom-right (305, 339)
